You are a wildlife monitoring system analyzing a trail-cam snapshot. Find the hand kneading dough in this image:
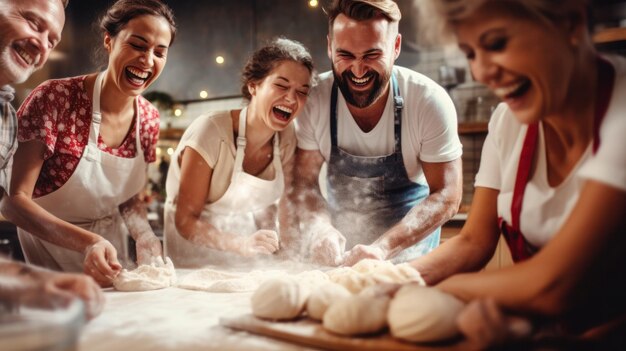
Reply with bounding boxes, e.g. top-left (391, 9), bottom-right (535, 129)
top-left (251, 278), bottom-right (309, 320)
top-left (113, 257), bottom-right (177, 291)
top-left (306, 282), bottom-right (352, 320)
top-left (388, 285), bottom-right (464, 342)
top-left (327, 259), bottom-right (425, 293)
top-left (323, 290), bottom-right (390, 335)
